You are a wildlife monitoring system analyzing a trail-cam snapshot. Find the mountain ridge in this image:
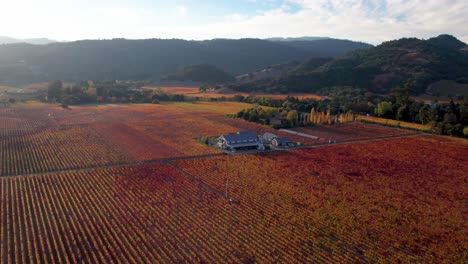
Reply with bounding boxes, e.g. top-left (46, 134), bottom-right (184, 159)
top-left (0, 37), bottom-right (371, 85)
top-left (0, 36), bottom-right (59, 45)
top-left (230, 34), bottom-right (468, 95)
